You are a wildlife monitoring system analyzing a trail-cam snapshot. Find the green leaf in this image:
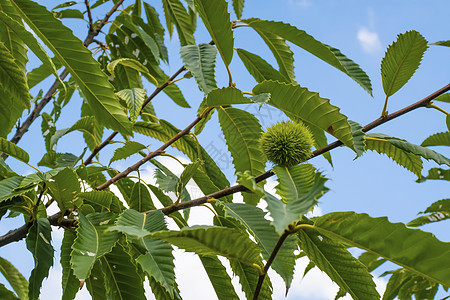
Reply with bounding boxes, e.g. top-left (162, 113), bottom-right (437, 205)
top-left (78, 191), bottom-right (124, 213)
top-left (0, 10), bottom-right (60, 90)
top-left (26, 218), bottom-right (54, 300)
top-left (421, 131), bottom-right (450, 147)
top-left (0, 138), bottom-right (29, 163)
top-left (112, 210), bottom-right (175, 295)
top-left (47, 167), bottom-right (81, 211)
top-left (0, 42), bottom-right (30, 138)
top-left (0, 257), bottom-right (28, 299)
top-left (52, 8), bottom-right (83, 19)
top-left (110, 141), bottom-right (147, 165)
top-left (0, 0), bottom-right (27, 73)
top-left (60, 230), bottom-right (79, 300)
top-left (253, 81), bottom-right (356, 150)
top-left (102, 244), bottom-right (146, 300)
top-left (244, 27), bottom-right (295, 83)
top-left (205, 87), bottom-right (251, 106)
top-left (116, 88), bottom-right (147, 122)
top-left (301, 120), bottom-right (332, 166)
top-left (199, 256), bottom-right (239, 299)
top-left (434, 93), bottom-right (450, 103)
top-left (217, 107), bottom-right (265, 204)
top-left (244, 19), bottom-right (372, 93)
top-left (417, 168), bottom-right (450, 182)
top-left (129, 182), bottom-right (155, 212)
top-left (108, 58), bottom-right (157, 86)
top-left (236, 48), bottom-right (287, 83)
top-left (364, 134), bottom-right (423, 177)
top-left (194, 0), bottom-right (234, 65)
top-left (389, 139), bottom-right (450, 167)
top-left (27, 57), bottom-right (62, 89)
top-left (232, 0), bottom-right (244, 19)
top-left (148, 184), bottom-right (188, 228)
top-left (152, 226), bottom-right (262, 265)
top-left (0, 176), bottom-right (25, 203)
top-left (298, 227), bottom-right (379, 299)
top-left (313, 211), bottom-right (450, 286)
top-left (407, 198), bottom-right (450, 227)
top-left (71, 212), bottom-right (120, 280)
top-left (0, 283), bottom-right (19, 300)
top-left (180, 44), bottom-right (218, 94)
top-left (85, 261), bottom-right (107, 300)
top-left (162, 0), bottom-right (195, 46)
top-left (133, 121), bottom-right (230, 193)
top-left (381, 31), bottom-right (428, 97)
top-left (349, 120), bottom-right (366, 158)
top-left (223, 203), bottom-right (297, 288)
top-left (230, 260), bottom-right (273, 300)
top-left (177, 160), bottom-right (201, 195)
top-left (431, 40), bottom-right (450, 47)
top-left (10, 0), bottom-right (131, 136)
top-left (52, 1), bottom-right (77, 10)
top-left (267, 165), bottom-right (328, 234)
